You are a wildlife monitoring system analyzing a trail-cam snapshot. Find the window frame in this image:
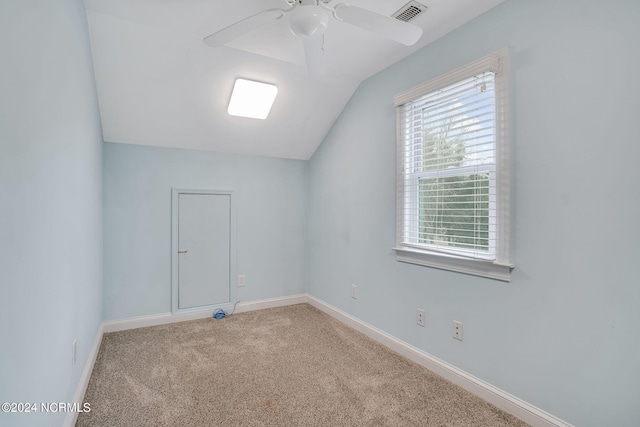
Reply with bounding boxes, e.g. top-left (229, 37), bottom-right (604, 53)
top-left (393, 48), bottom-right (513, 281)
